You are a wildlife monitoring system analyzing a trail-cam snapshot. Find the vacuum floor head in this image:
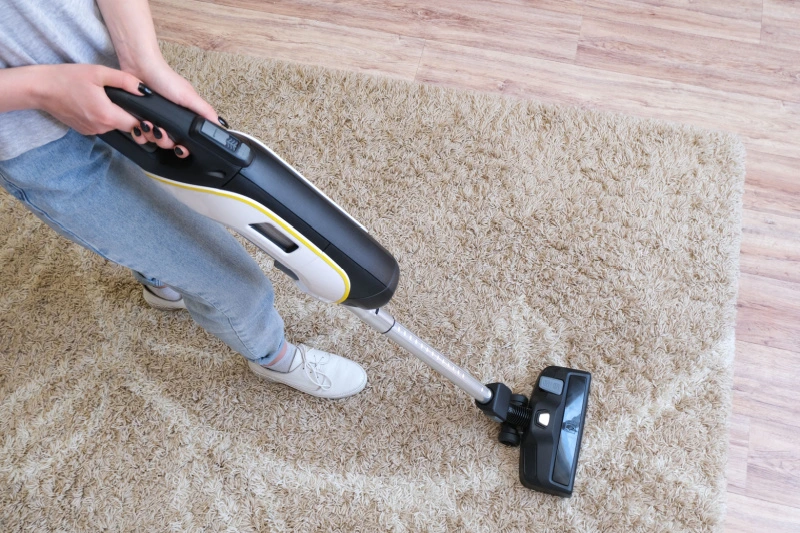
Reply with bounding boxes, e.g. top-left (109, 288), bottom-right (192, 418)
top-left (478, 366), bottom-right (591, 497)
top-left (519, 367), bottom-right (591, 496)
